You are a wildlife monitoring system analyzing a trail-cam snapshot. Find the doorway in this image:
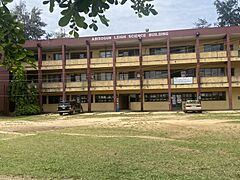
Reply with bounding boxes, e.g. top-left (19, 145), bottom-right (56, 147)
top-left (119, 95), bottom-right (129, 110)
top-left (172, 93), bottom-right (197, 111)
top-left (172, 94), bottom-right (183, 111)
